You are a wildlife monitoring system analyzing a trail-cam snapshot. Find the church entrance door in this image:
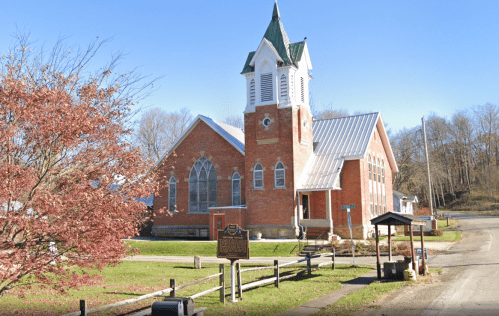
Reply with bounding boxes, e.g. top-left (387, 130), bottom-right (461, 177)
top-left (214, 214), bottom-right (225, 239)
top-left (302, 194), bottom-right (310, 219)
